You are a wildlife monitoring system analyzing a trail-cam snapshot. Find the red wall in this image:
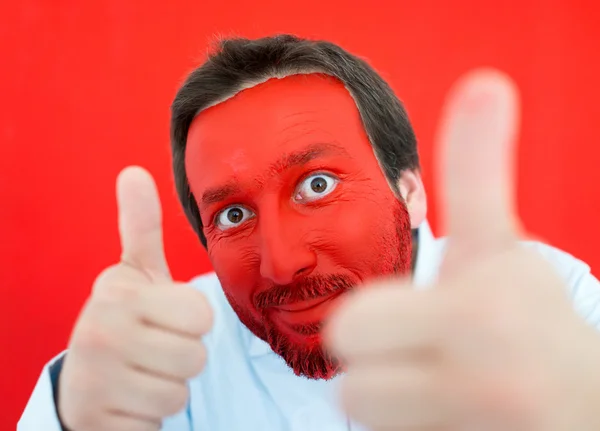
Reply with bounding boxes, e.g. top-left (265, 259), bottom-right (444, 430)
top-left (2, 1), bottom-right (599, 428)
